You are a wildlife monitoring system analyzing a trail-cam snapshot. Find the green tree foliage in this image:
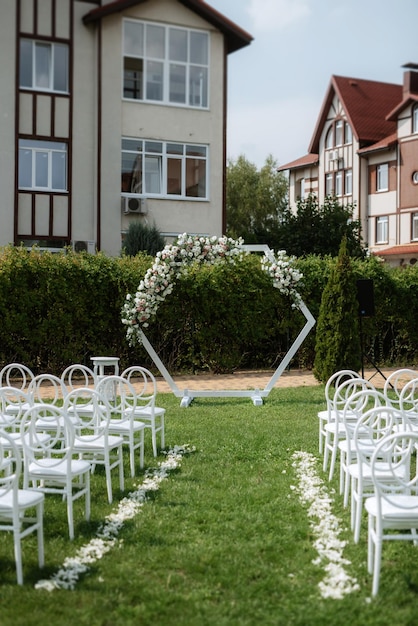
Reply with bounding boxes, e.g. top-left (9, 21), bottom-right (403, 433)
top-left (313, 237), bottom-right (362, 382)
top-left (225, 154), bottom-right (288, 244)
top-left (274, 195), bottom-right (364, 257)
top-left (122, 221), bottom-right (166, 257)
